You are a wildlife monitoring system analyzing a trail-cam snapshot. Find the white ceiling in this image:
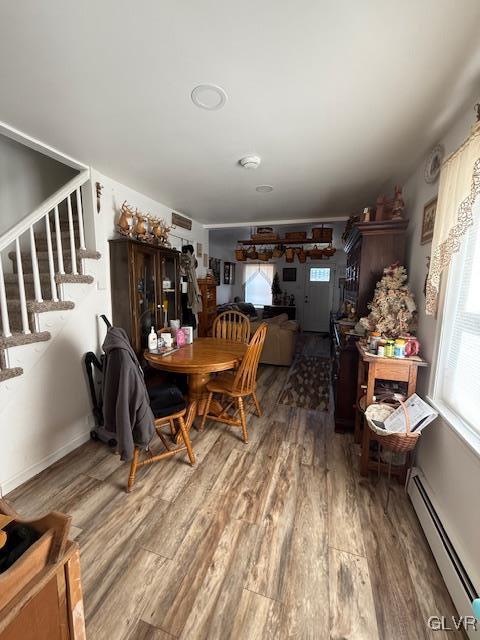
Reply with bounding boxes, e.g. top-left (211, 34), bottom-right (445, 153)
top-left (1, 1), bottom-right (480, 225)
